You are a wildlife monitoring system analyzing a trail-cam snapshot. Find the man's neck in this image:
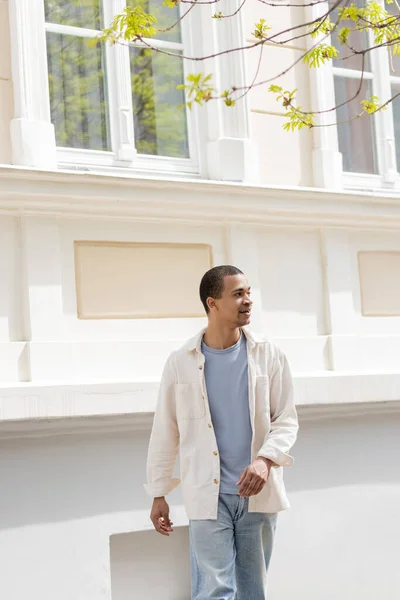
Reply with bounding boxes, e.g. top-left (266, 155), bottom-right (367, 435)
top-left (203, 325), bottom-right (241, 350)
